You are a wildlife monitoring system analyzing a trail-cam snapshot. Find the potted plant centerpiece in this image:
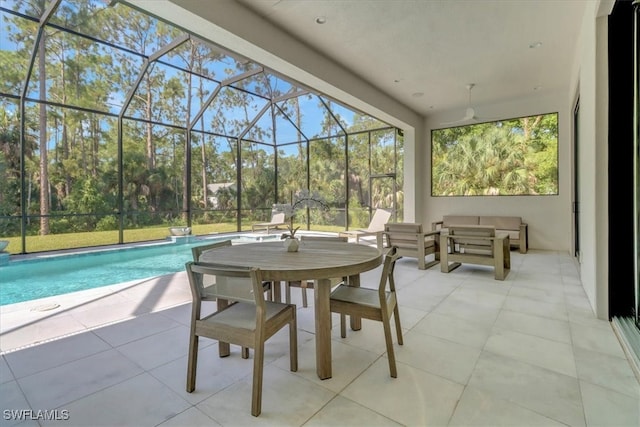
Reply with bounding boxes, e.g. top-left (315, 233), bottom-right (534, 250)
top-left (274, 190), bottom-right (329, 252)
top-left (281, 224), bottom-right (301, 252)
